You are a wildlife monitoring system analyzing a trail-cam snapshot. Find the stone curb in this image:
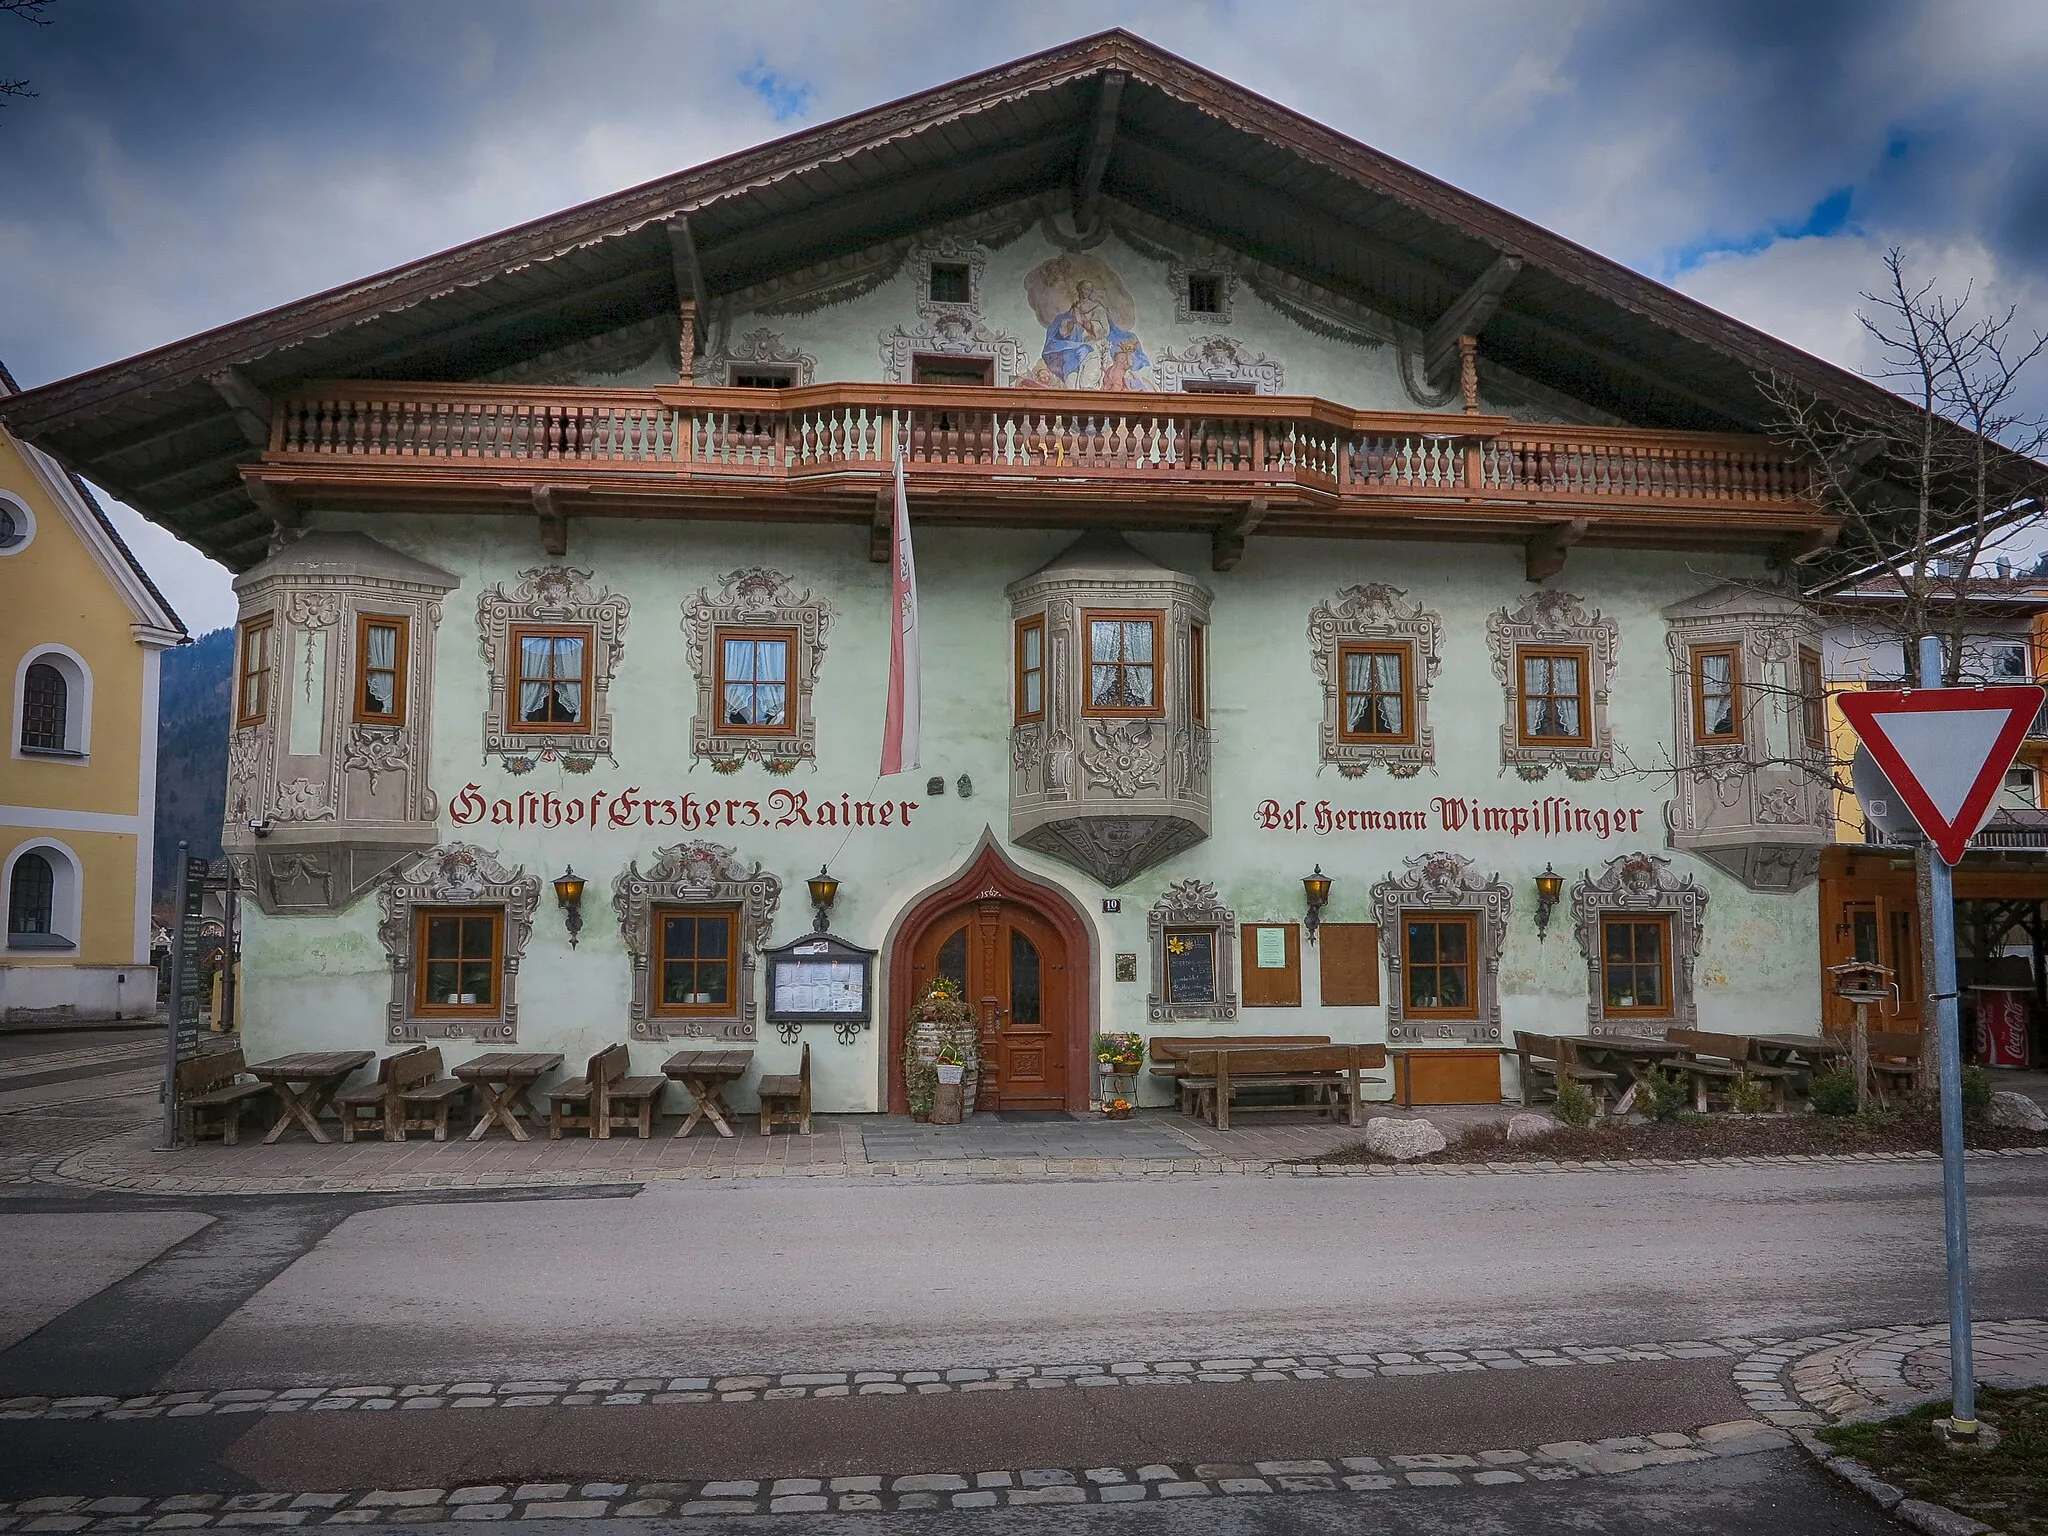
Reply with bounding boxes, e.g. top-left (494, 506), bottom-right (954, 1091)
top-left (0, 1333), bottom-right (1767, 1423)
top-left (42, 1128), bottom-right (2048, 1199)
top-left (1794, 1423), bottom-right (1998, 1535)
top-left (0, 1421), bottom-right (1796, 1527)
